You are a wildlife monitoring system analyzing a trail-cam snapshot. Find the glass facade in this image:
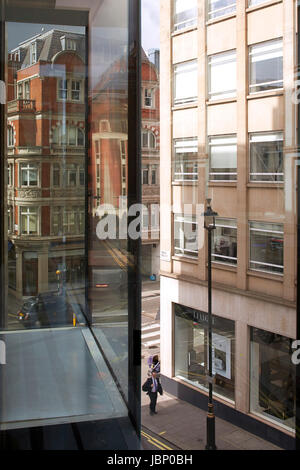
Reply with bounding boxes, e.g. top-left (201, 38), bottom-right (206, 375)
top-left (0, 0), bottom-right (141, 450)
